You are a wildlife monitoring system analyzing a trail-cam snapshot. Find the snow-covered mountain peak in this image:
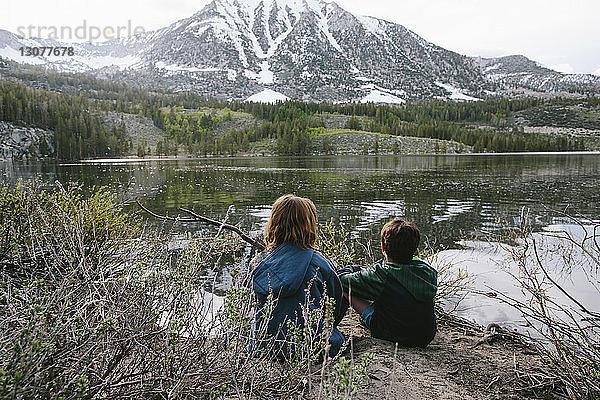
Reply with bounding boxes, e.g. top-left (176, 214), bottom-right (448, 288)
top-left (1, 0), bottom-right (599, 102)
